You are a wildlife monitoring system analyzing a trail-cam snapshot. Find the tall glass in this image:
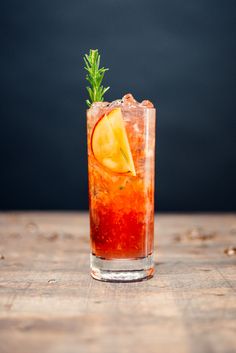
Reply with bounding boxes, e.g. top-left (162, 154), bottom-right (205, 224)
top-left (87, 96), bottom-right (156, 282)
